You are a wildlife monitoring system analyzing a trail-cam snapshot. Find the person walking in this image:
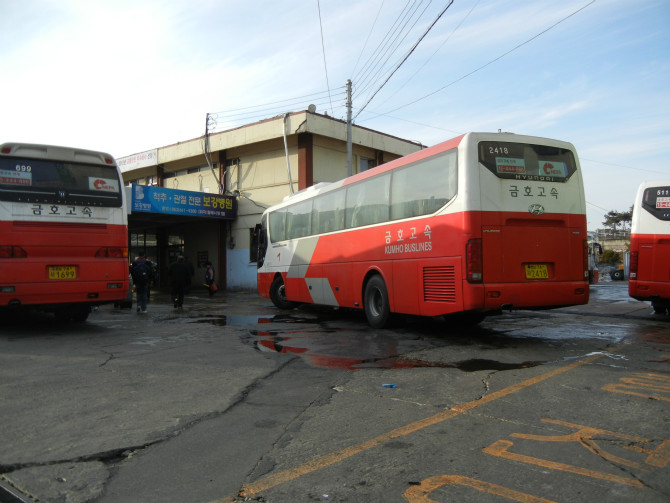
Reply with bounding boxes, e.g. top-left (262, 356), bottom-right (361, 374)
top-left (131, 251), bottom-right (153, 314)
top-left (204, 261), bottom-right (216, 297)
top-left (168, 255), bottom-right (192, 310)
